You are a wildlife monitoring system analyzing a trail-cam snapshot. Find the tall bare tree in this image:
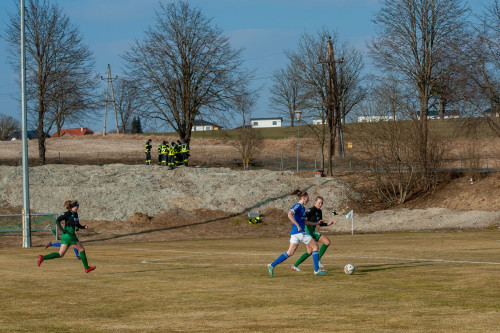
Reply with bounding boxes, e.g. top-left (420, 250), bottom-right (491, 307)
top-left (465, 0), bottom-right (500, 136)
top-left (4, 0), bottom-right (97, 164)
top-left (123, 0), bottom-right (250, 144)
top-left (113, 78), bottom-right (145, 133)
top-left (269, 64), bottom-right (309, 127)
top-left (287, 28), bottom-right (366, 174)
top-left (369, 0), bottom-right (469, 188)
